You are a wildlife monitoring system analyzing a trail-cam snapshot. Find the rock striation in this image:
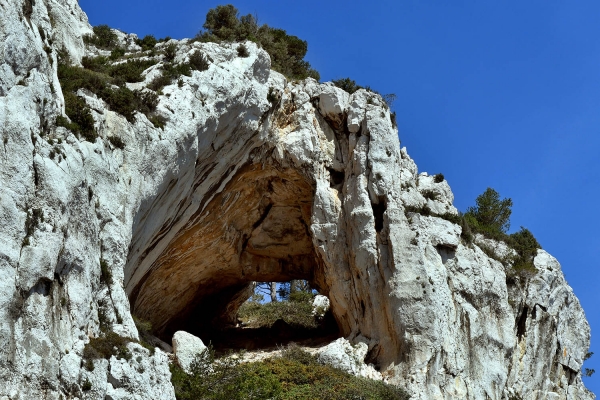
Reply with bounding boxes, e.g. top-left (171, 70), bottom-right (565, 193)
top-left (0, 0), bottom-right (594, 399)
